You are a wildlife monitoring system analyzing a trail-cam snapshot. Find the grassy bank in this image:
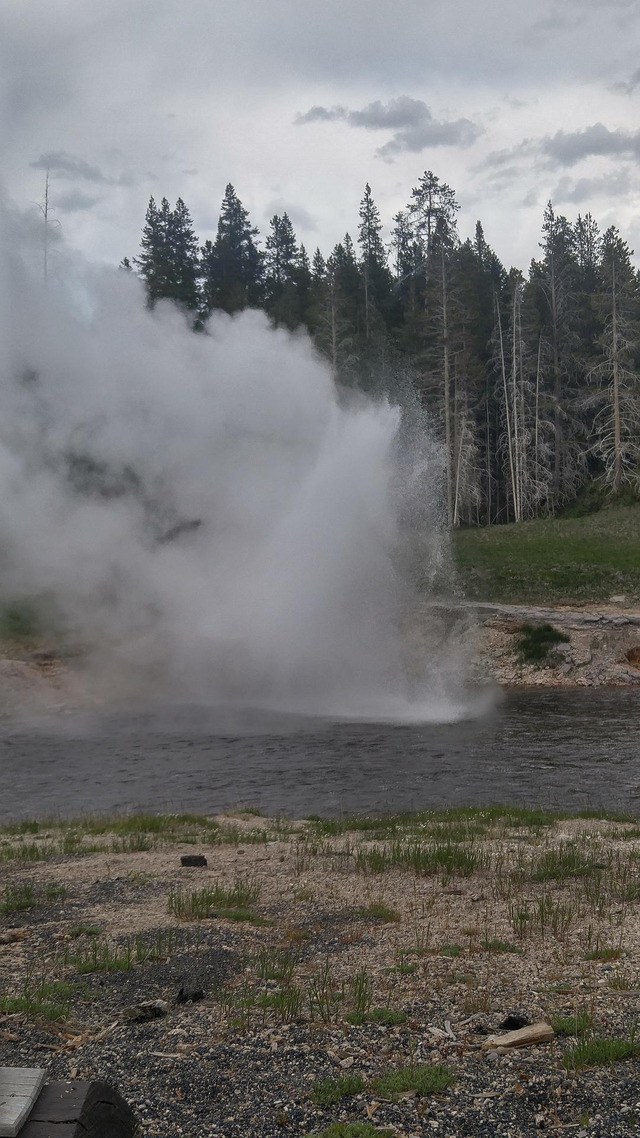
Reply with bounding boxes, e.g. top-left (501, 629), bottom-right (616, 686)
top-left (2, 806), bottom-right (640, 1136)
top-left (452, 504), bottom-right (640, 605)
